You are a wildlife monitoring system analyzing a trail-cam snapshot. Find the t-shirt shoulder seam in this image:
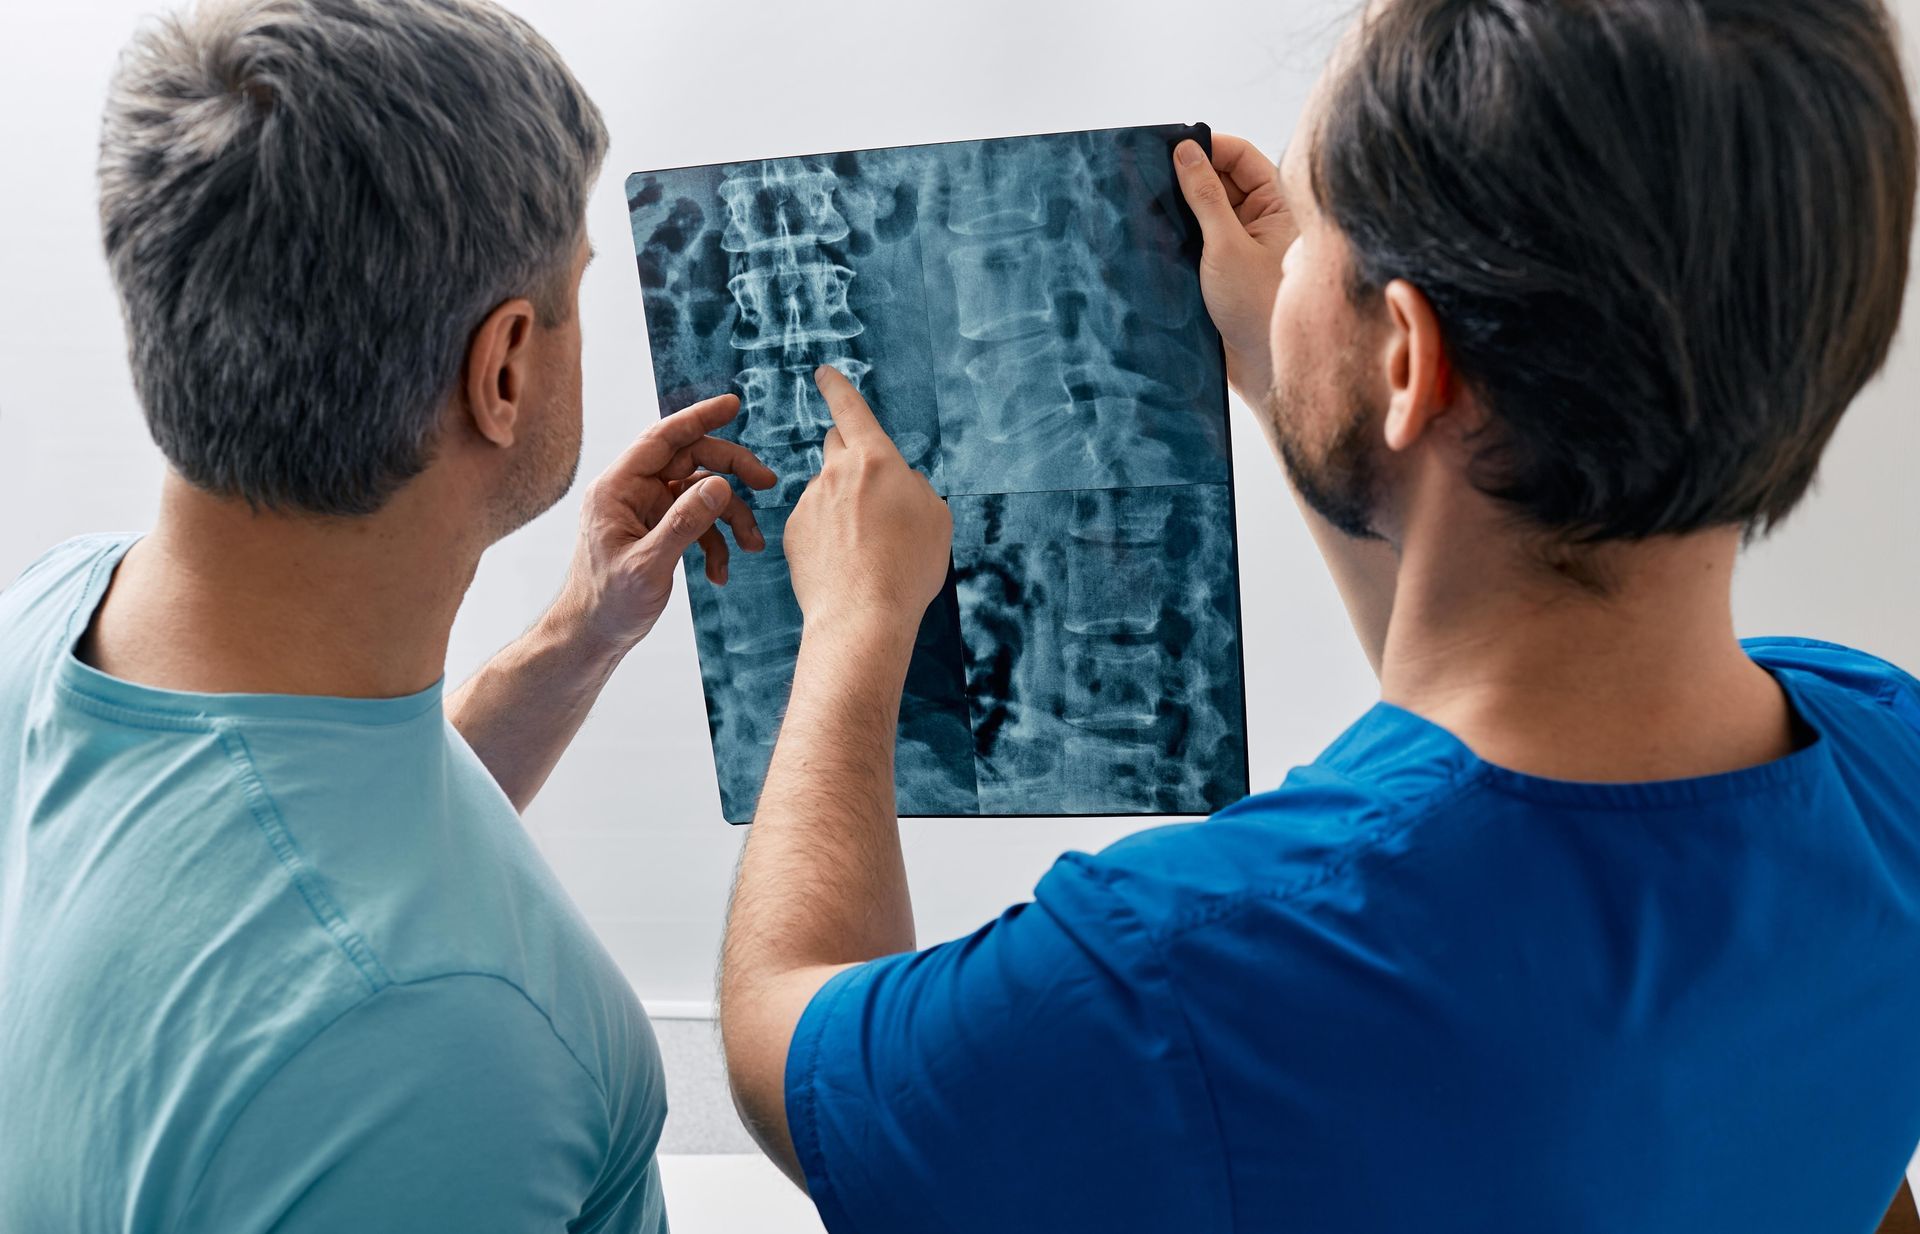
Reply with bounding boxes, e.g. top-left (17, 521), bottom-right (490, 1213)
top-left (1138, 767), bottom-right (1495, 943)
top-left (165, 973), bottom-right (607, 1234)
top-left (213, 724), bottom-right (391, 992)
